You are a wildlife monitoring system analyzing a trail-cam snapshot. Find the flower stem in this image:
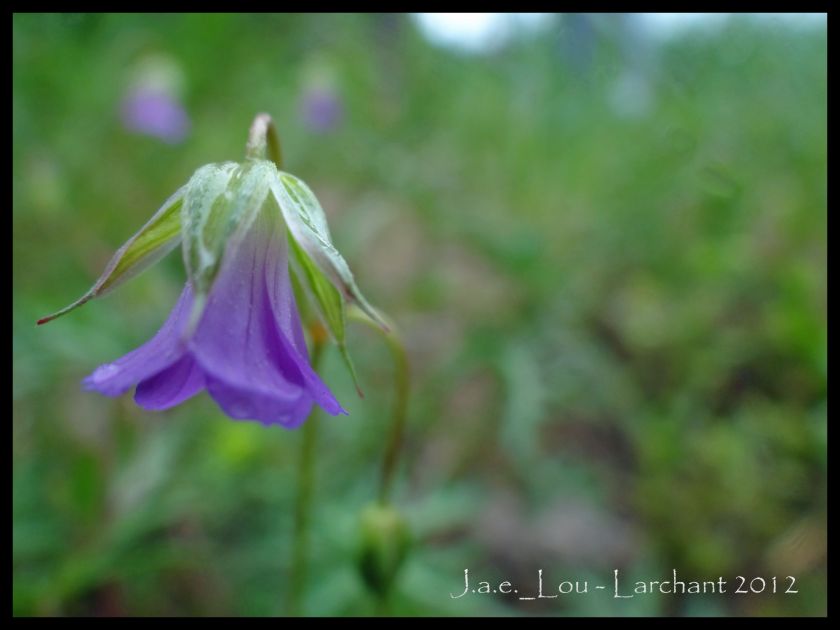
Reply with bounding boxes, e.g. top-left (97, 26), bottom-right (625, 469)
top-left (347, 307), bottom-right (410, 505)
top-left (377, 328), bottom-right (410, 505)
top-left (376, 591), bottom-right (392, 616)
top-left (246, 113), bottom-right (284, 169)
top-left (287, 335), bottom-right (325, 617)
